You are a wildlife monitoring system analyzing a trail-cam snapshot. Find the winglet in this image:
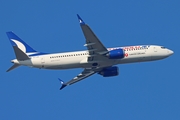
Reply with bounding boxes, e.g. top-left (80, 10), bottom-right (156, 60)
top-left (58, 78), bottom-right (67, 90)
top-left (77, 14), bottom-right (85, 25)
